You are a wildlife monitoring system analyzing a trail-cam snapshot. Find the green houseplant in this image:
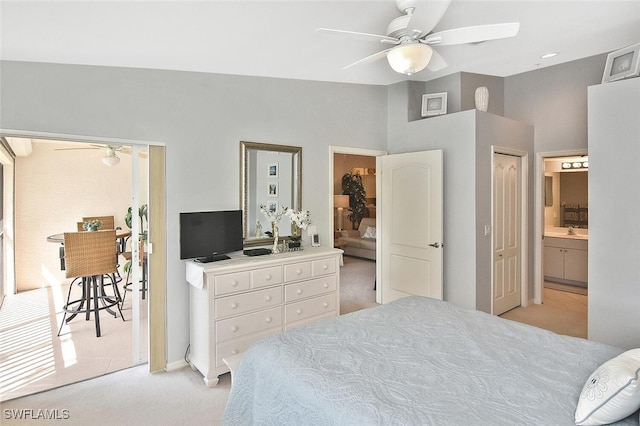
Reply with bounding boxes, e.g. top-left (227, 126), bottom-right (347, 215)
top-left (341, 173), bottom-right (369, 230)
